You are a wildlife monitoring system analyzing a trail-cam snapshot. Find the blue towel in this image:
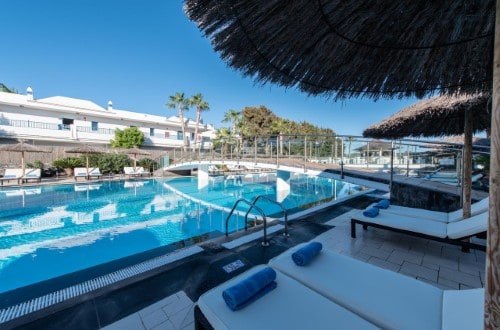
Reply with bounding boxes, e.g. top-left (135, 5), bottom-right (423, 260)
top-left (292, 242), bottom-right (323, 266)
top-left (3, 175), bottom-right (16, 179)
top-left (375, 199), bottom-right (390, 209)
top-left (363, 207), bottom-right (379, 218)
top-left (222, 267), bottom-right (277, 311)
